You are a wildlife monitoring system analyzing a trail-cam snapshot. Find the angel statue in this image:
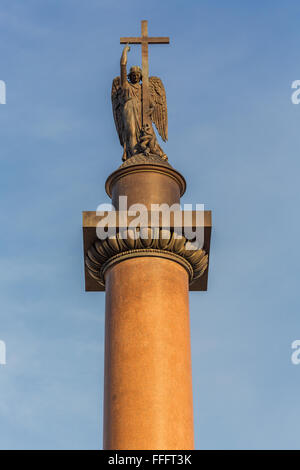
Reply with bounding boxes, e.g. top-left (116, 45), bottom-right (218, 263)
top-left (111, 44), bottom-right (168, 162)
